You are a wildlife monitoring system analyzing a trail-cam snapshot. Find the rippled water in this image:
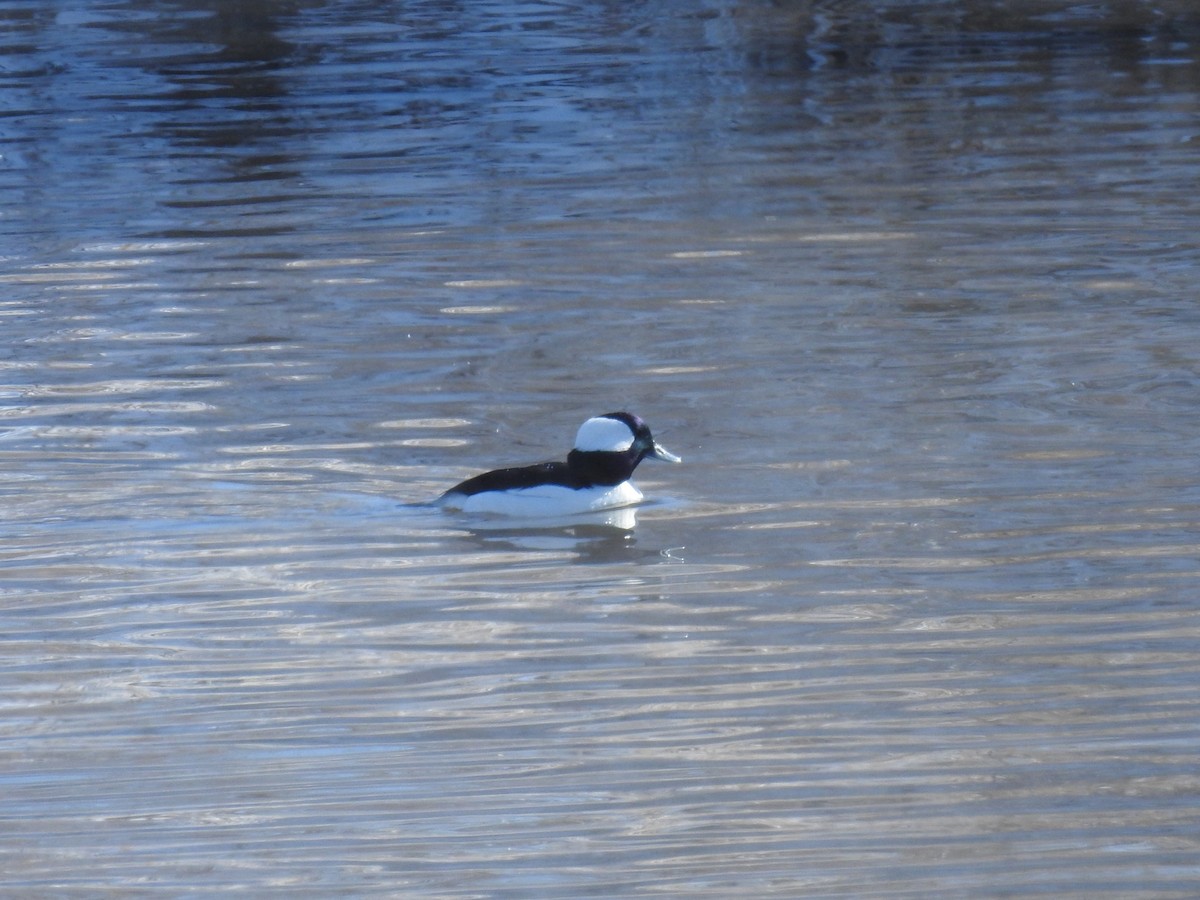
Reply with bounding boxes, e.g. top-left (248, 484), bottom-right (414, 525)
top-left (4, 1), bottom-right (1200, 896)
